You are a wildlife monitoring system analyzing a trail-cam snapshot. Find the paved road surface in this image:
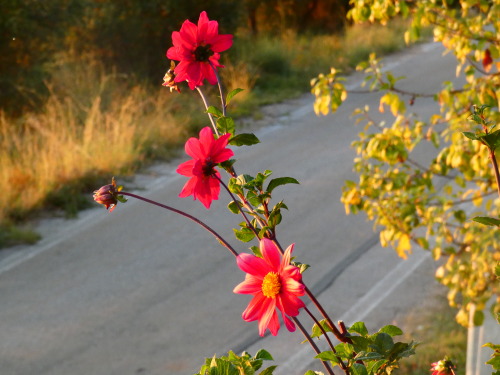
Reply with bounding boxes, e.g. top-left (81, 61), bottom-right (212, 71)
top-left (0, 42), bottom-right (473, 375)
